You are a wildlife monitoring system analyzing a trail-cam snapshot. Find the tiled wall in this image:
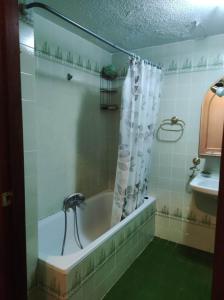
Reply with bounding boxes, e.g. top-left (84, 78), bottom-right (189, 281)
top-left (112, 34), bottom-right (224, 253)
top-left (35, 57), bottom-right (112, 219)
top-left (34, 14), bottom-right (111, 76)
top-left (20, 8), bottom-right (224, 298)
top-left (20, 11), bottom-right (115, 294)
top-left (112, 34), bottom-right (224, 76)
top-left (151, 68), bottom-right (221, 252)
top-left (33, 14), bottom-right (116, 219)
top-left (19, 21), bottom-right (38, 291)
